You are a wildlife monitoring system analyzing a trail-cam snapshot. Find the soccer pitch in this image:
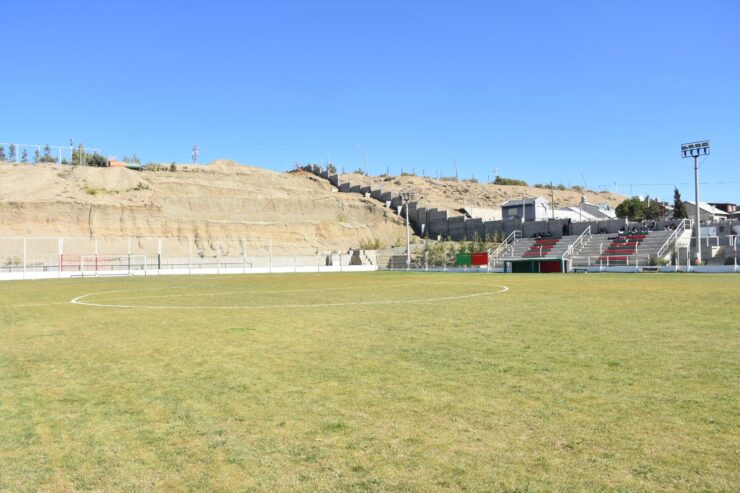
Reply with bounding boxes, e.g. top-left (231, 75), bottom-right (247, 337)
top-left (0, 272), bottom-right (737, 492)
